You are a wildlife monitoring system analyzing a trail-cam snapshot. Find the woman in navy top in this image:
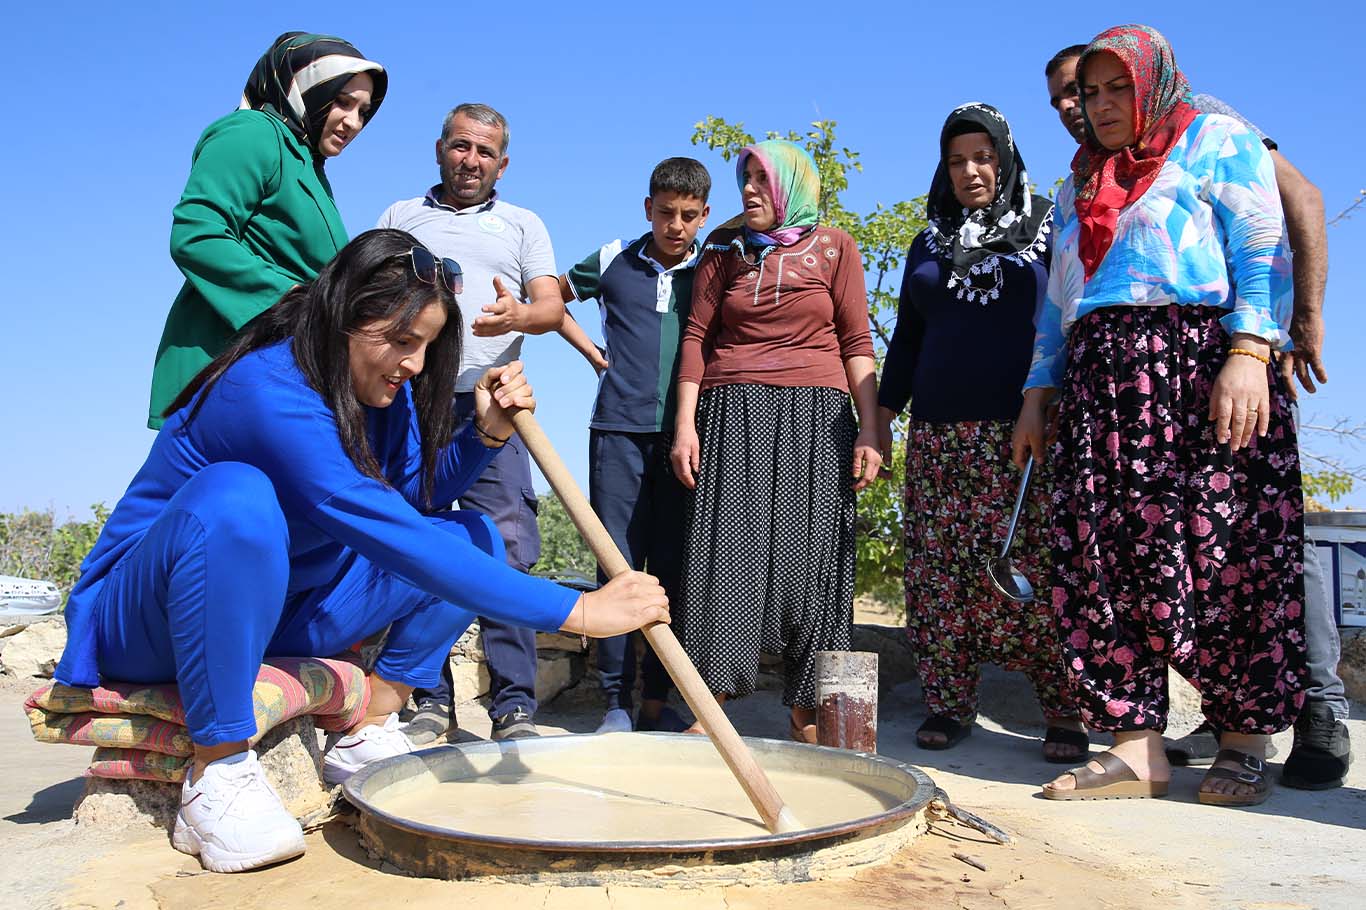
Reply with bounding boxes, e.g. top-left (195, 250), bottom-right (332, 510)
top-left (877, 103), bottom-right (1084, 762)
top-left (55, 230), bottom-right (668, 873)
